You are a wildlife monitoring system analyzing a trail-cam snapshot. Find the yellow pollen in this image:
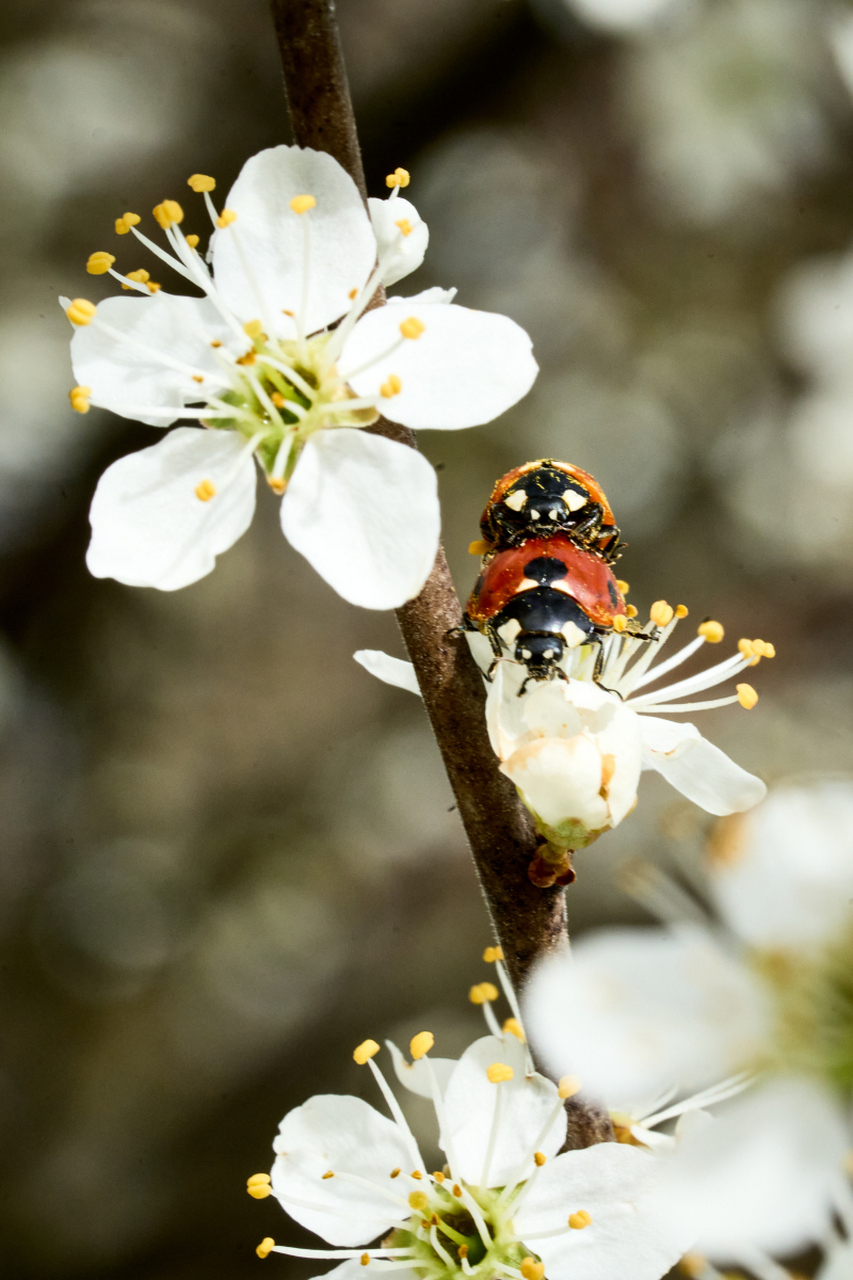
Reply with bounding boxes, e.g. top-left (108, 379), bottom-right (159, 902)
top-left (247, 1173), bottom-right (272, 1186)
top-left (290, 194), bottom-right (316, 214)
top-left (122, 268), bottom-right (151, 291)
top-left (361, 1255), bottom-right (370, 1267)
top-left (676, 604), bottom-right (689, 618)
top-left (236, 351), bottom-right (257, 366)
top-left (243, 319), bottom-right (264, 338)
top-left (738, 638), bottom-right (757, 661)
top-left (408, 1191), bottom-right (429, 1211)
top-left (558, 1074), bottom-right (582, 1099)
top-left (452, 1184), bottom-right (462, 1198)
top-left (483, 946), bottom-right (504, 962)
top-left (186, 234), bottom-right (200, 249)
top-left (469, 981), bottom-right (499, 1005)
top-left (69, 385), bottom-right (91, 413)
top-left (188, 173), bottom-right (216, 193)
top-left (458, 1246), bottom-right (469, 1259)
top-left (271, 392), bottom-right (287, 408)
top-left (349, 288), bottom-right (358, 299)
top-left (386, 168), bottom-right (411, 188)
top-left (503, 1017), bottom-right (525, 1042)
top-left (114, 212), bottom-right (141, 234)
top-left (433, 1171), bottom-right (445, 1183)
top-left (395, 218), bottom-right (413, 237)
top-left (678, 1254), bottom-right (707, 1278)
top-left (533, 1152), bottom-right (547, 1167)
top-left (468, 540), bottom-right (491, 556)
top-left (86, 251), bottom-right (115, 275)
top-left (390, 1168), bottom-right (401, 1178)
top-left (210, 339), bottom-right (222, 348)
top-left (195, 479), bottom-right (217, 502)
top-left (616, 579), bottom-right (629, 594)
top-left (268, 477), bottom-right (287, 495)
top-left (486, 1062), bottom-right (514, 1084)
top-left (650, 600), bottom-right (674, 628)
top-left (520, 1259), bottom-right (545, 1280)
top-left (353, 1039), bottom-right (380, 1065)
top-left (754, 639), bottom-right (775, 658)
top-left (152, 199), bottom-right (184, 229)
top-left (410, 1032), bottom-right (434, 1060)
top-left (400, 316), bottom-right (425, 340)
top-left (256, 1239), bottom-right (275, 1259)
top-left (737, 683), bottom-right (758, 710)
top-left (247, 1181), bottom-right (271, 1199)
top-left (380, 374), bottom-right (402, 398)
top-left (625, 604), bottom-right (638, 619)
top-left (66, 298), bottom-right (97, 326)
top-left (612, 615), bottom-right (627, 633)
top-left (410, 1170), bottom-right (423, 1180)
top-left (322, 1170), bottom-right (334, 1180)
top-left (698, 620), bottom-right (724, 643)
top-left (282, 308), bottom-right (295, 317)
top-left (568, 1211), bottom-right (592, 1230)
top-left (217, 208), bottom-right (237, 228)
top-left (192, 375), bottom-right (204, 384)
